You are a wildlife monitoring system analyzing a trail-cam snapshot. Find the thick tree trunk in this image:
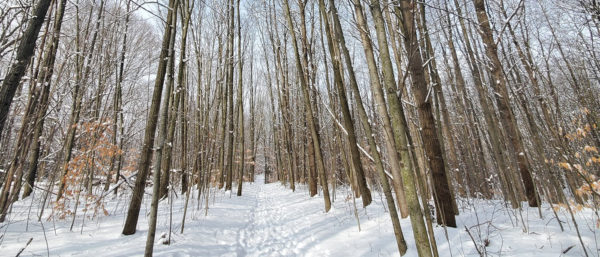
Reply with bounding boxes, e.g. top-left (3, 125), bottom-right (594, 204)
top-left (395, 0), bottom-right (457, 228)
top-left (363, 1), bottom-right (436, 255)
top-left (159, 3), bottom-right (191, 199)
top-left (318, 0), bottom-right (372, 207)
top-left (225, 0), bottom-right (235, 191)
top-left (21, 0), bottom-right (68, 199)
top-left (0, 0), bottom-right (53, 136)
top-left (217, 35), bottom-right (228, 189)
top-left (145, 4), bottom-right (178, 252)
top-left (282, 0), bottom-right (331, 212)
top-left (472, 0), bottom-right (539, 207)
top-left (122, 0), bottom-right (178, 235)
top-left (235, 0), bottom-right (244, 196)
top-left (368, 0), bottom-right (415, 219)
